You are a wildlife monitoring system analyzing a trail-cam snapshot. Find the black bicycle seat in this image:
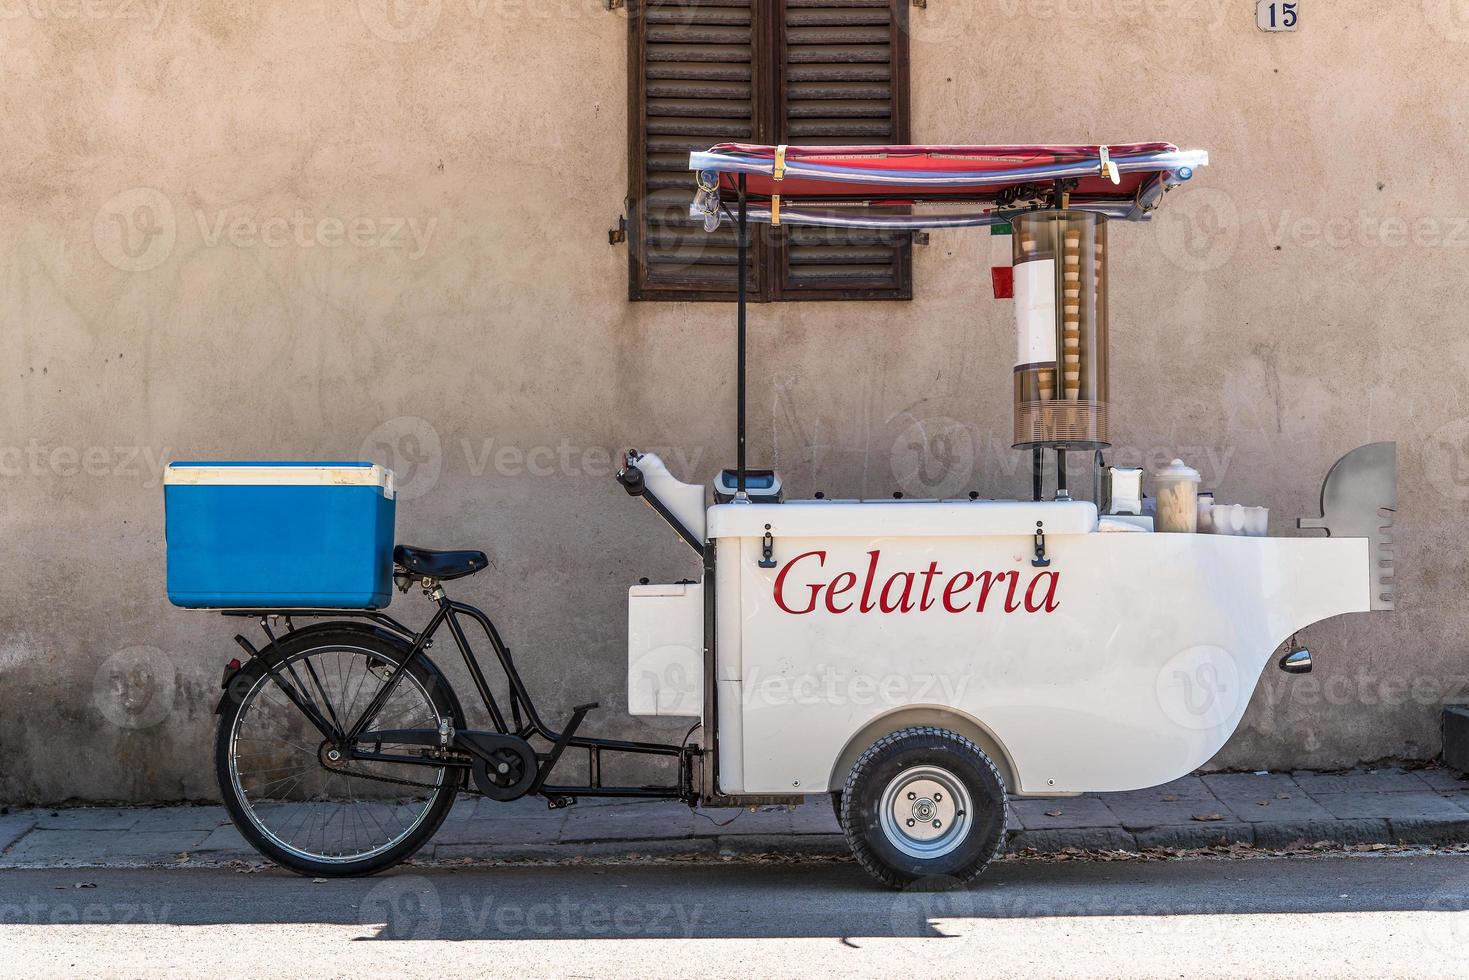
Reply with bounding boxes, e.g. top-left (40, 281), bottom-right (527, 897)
top-left (393, 545), bottom-right (488, 581)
